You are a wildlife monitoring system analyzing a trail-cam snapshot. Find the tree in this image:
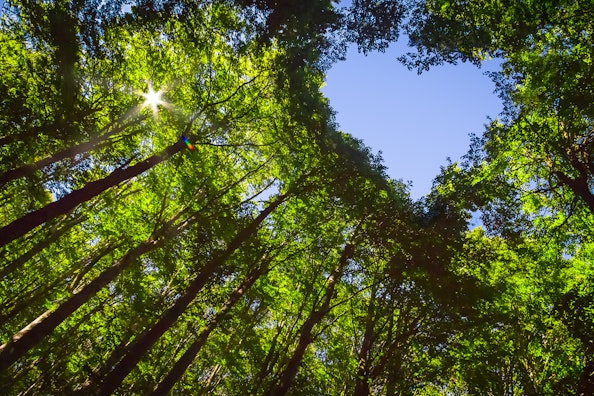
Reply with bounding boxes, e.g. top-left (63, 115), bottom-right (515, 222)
top-left (396, 2), bottom-right (594, 391)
